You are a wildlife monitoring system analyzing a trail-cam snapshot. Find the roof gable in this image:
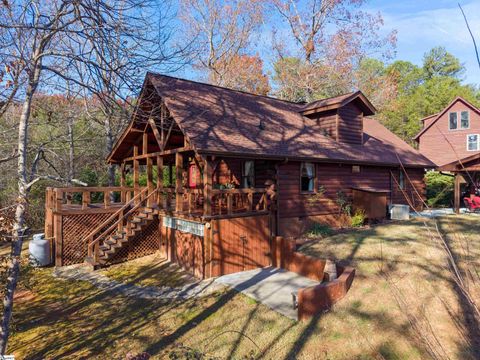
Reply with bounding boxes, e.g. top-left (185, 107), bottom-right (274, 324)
top-left (300, 91), bottom-right (376, 116)
top-left (414, 97), bottom-right (480, 140)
